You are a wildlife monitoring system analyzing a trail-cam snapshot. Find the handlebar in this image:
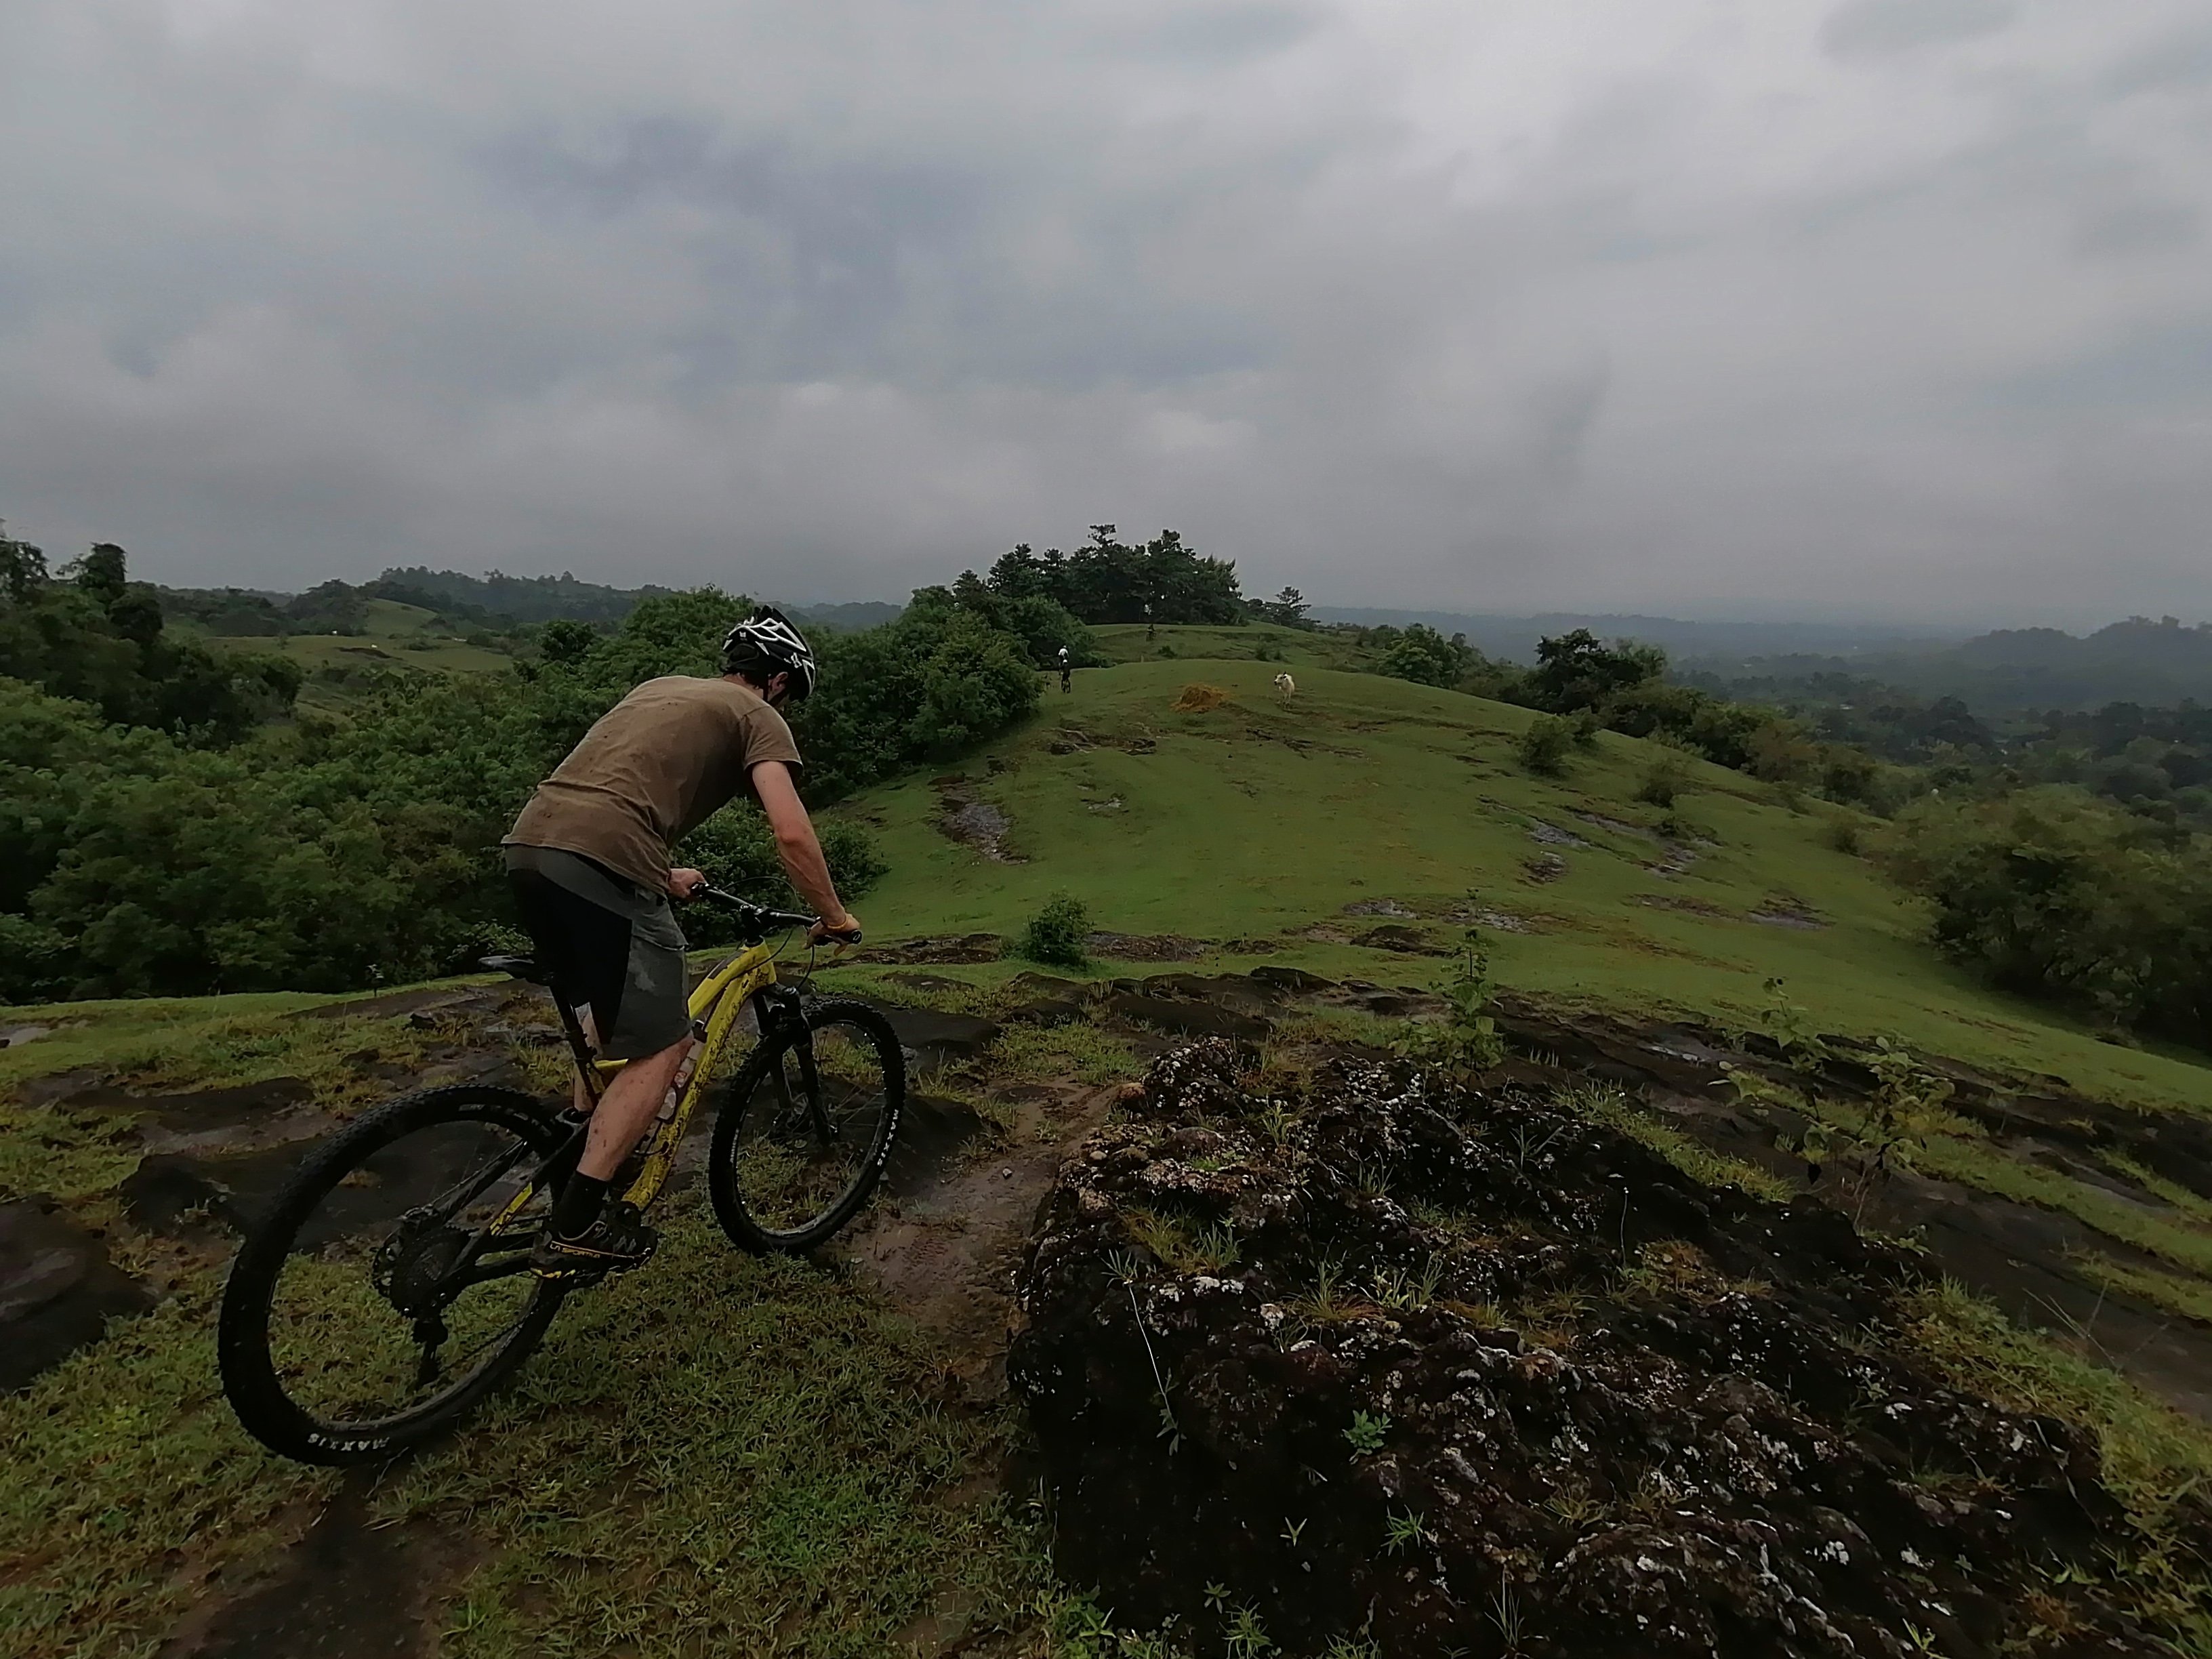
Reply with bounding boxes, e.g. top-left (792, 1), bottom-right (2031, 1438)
top-left (691, 884), bottom-right (863, 945)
